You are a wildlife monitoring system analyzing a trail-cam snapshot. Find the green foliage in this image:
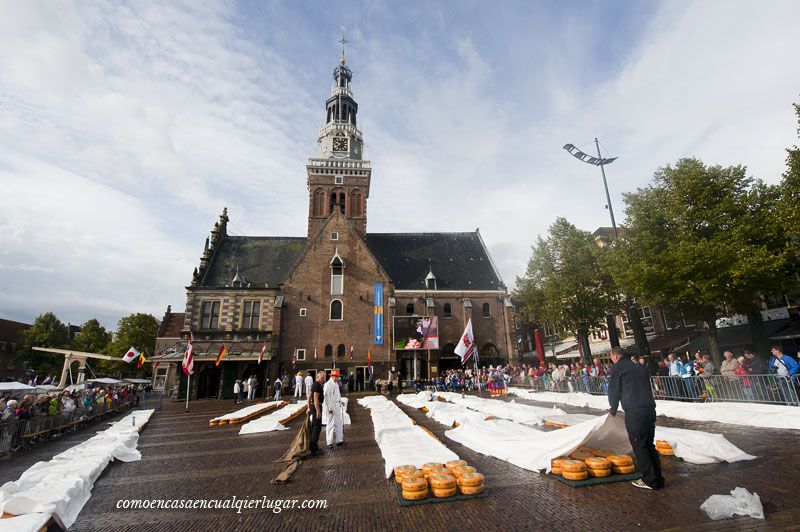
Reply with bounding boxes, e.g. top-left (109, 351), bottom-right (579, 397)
top-left (72, 318), bottom-right (110, 354)
top-left (779, 102), bottom-right (800, 260)
top-left (14, 312), bottom-right (68, 376)
top-left (97, 313), bottom-right (159, 377)
top-left (515, 218), bottom-right (619, 347)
